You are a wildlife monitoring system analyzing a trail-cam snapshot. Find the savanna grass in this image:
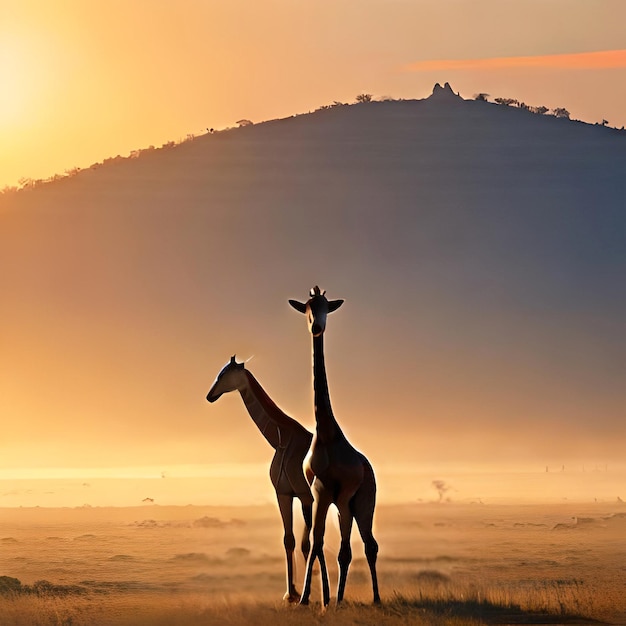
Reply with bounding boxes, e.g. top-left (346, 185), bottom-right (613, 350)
top-left (0, 582), bottom-right (604, 626)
